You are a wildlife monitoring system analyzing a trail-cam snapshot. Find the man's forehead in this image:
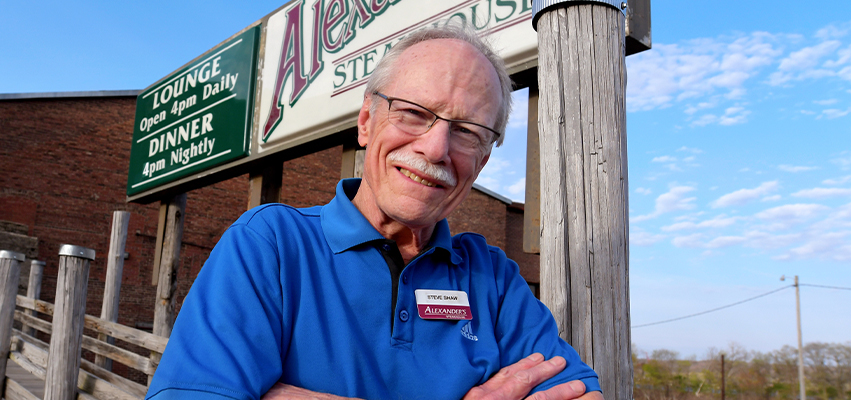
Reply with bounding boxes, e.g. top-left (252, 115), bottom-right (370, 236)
top-left (387, 39), bottom-right (501, 113)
